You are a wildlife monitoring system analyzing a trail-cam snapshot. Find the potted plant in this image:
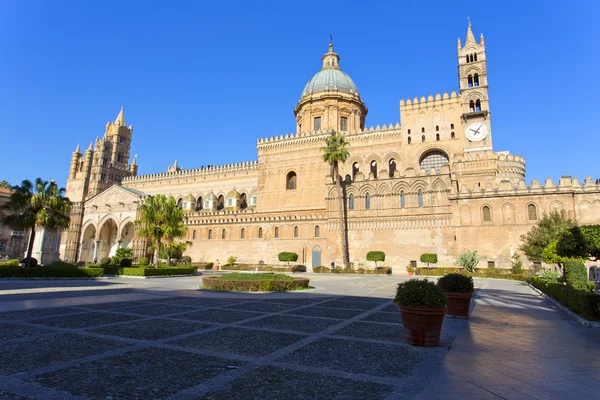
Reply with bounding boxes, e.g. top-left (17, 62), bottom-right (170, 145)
top-left (406, 265), bottom-right (415, 276)
top-left (394, 279), bottom-right (447, 347)
top-left (437, 273), bottom-right (474, 319)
